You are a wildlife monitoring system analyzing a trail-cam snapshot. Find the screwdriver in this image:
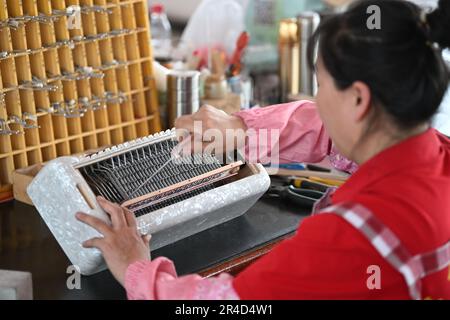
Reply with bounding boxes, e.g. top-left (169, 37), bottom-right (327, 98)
top-left (291, 178), bottom-right (330, 193)
top-left (307, 176), bottom-right (346, 187)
